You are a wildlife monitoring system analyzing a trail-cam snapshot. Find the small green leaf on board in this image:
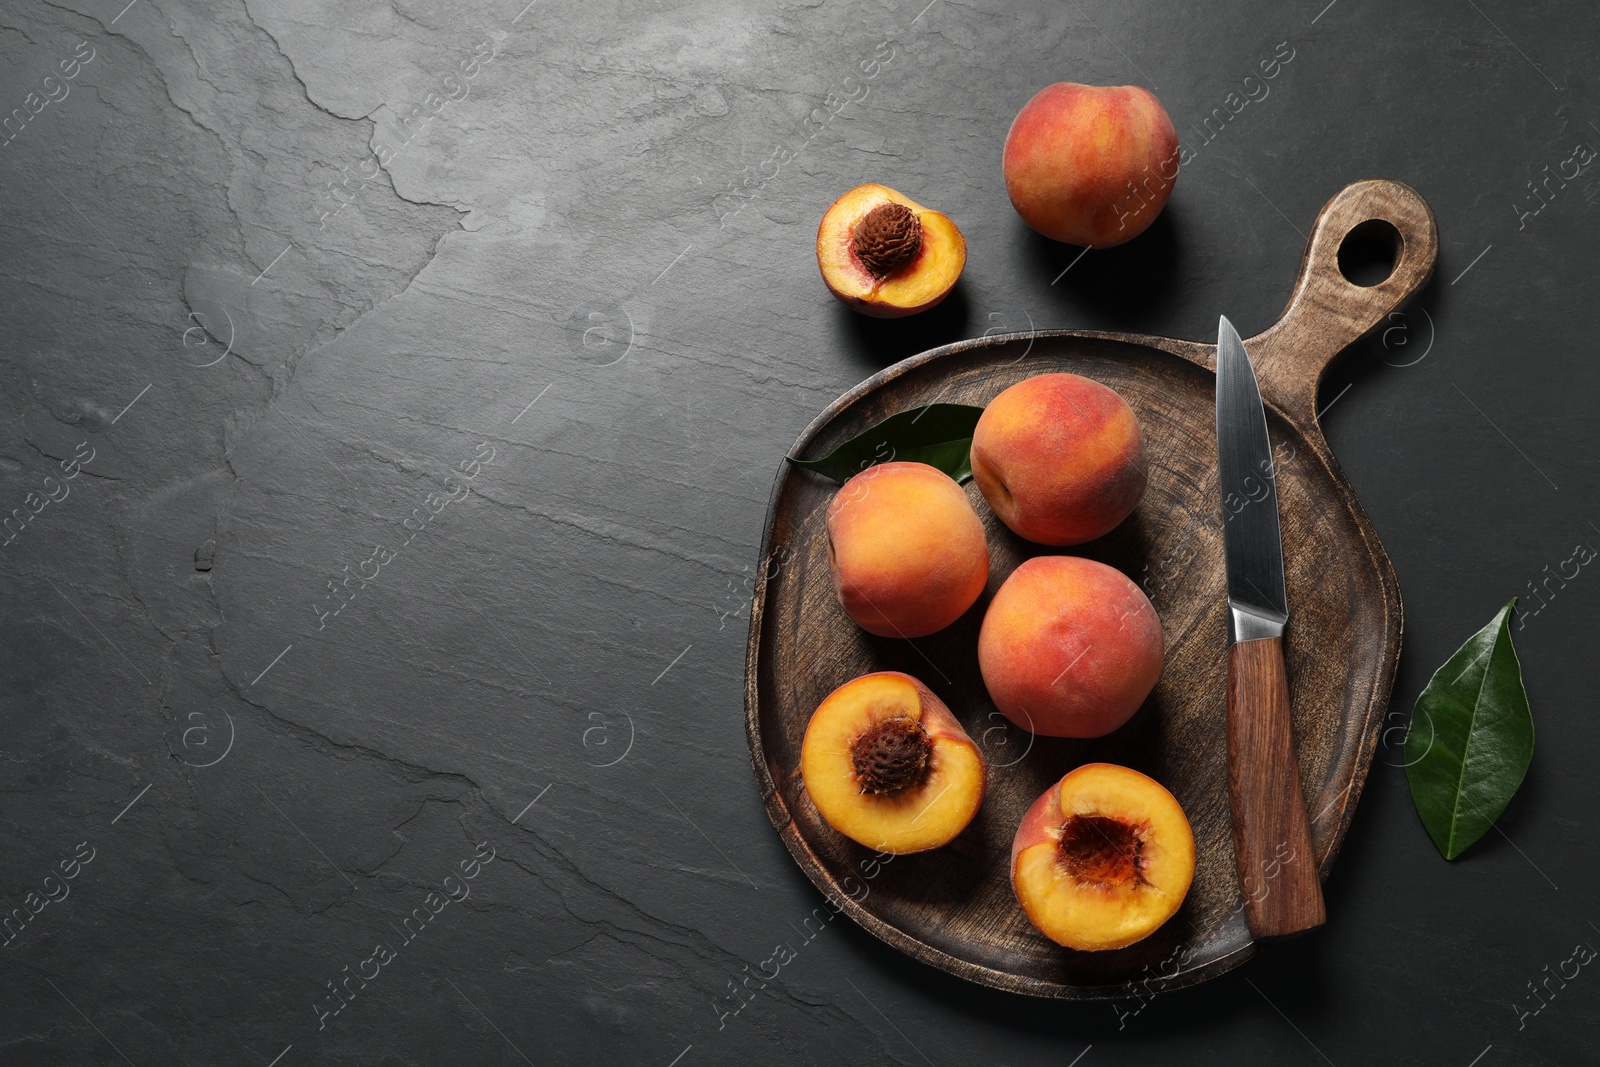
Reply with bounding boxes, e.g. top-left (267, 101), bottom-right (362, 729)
top-left (786, 403), bottom-right (984, 484)
top-left (1404, 599), bottom-right (1534, 860)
